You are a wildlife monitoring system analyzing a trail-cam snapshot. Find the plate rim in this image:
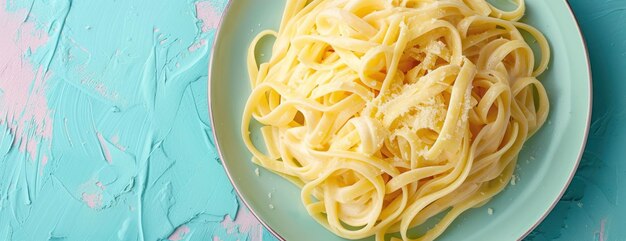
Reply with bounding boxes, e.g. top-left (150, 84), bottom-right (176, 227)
top-left (208, 1), bottom-right (285, 240)
top-left (516, 0), bottom-right (593, 240)
top-left (207, 1), bottom-right (593, 240)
